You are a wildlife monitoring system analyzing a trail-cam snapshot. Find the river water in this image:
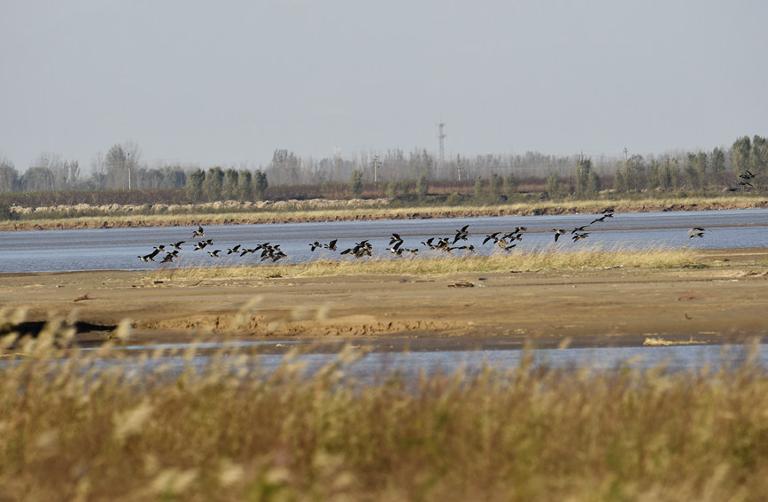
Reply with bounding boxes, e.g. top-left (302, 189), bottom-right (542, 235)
top-left (1, 208), bottom-right (767, 273)
top-left (67, 340), bottom-right (768, 377)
